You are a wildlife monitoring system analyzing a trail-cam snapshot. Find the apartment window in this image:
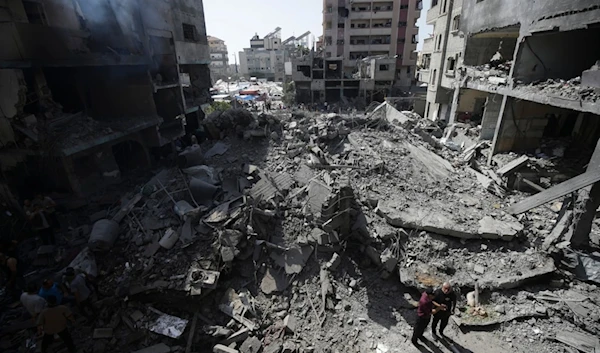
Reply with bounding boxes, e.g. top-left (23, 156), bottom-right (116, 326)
top-left (325, 36), bottom-right (332, 45)
top-left (337, 22), bottom-right (345, 28)
top-left (337, 39), bottom-right (345, 45)
top-left (416, 0), bottom-right (423, 10)
top-left (440, 0), bottom-right (448, 13)
top-left (432, 0), bottom-right (439, 6)
top-left (398, 21), bottom-right (407, 27)
top-left (380, 64), bottom-right (389, 71)
top-left (406, 66), bottom-right (411, 74)
top-left (182, 23), bottom-right (196, 41)
top-left (435, 35), bottom-right (443, 50)
top-left (326, 22), bottom-right (332, 29)
top-left (411, 34), bottom-right (419, 44)
top-left (452, 15), bottom-right (460, 31)
top-left (23, 1), bottom-right (48, 25)
top-left (431, 69), bottom-right (437, 85)
top-left (326, 5), bottom-right (333, 12)
top-left (400, 4), bottom-right (408, 9)
top-left (446, 57), bottom-right (456, 72)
